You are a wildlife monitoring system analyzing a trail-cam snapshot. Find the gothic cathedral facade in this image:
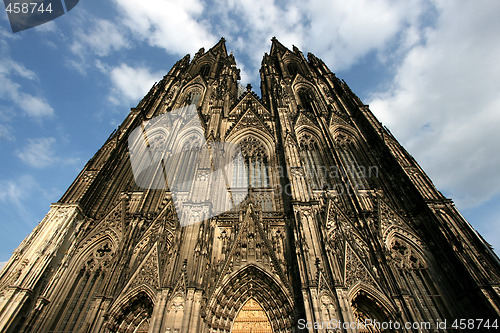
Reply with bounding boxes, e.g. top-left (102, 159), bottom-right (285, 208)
top-left (0, 38), bottom-right (499, 332)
